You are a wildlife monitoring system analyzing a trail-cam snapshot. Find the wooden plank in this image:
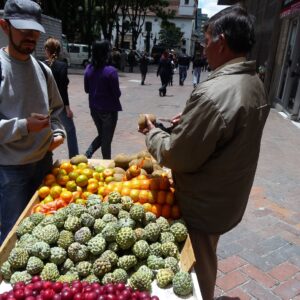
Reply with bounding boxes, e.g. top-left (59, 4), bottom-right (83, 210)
top-left (180, 235), bottom-right (196, 272)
